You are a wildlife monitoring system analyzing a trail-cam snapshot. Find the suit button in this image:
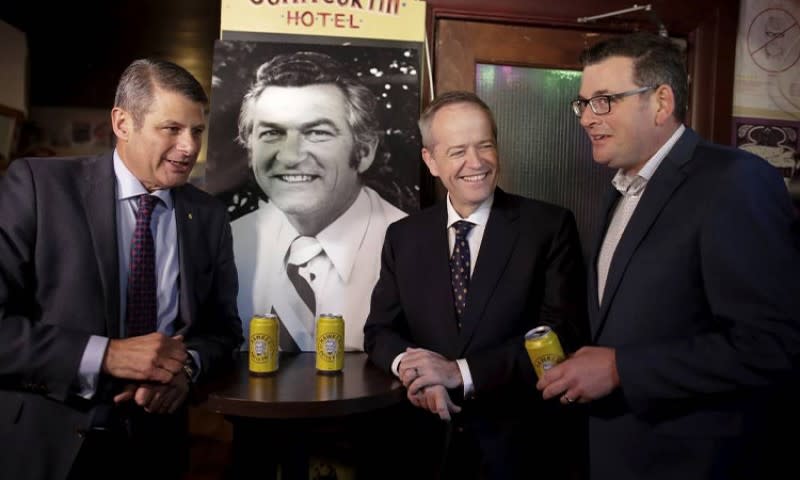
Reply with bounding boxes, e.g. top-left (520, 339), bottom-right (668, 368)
top-left (457, 322), bottom-right (462, 329)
